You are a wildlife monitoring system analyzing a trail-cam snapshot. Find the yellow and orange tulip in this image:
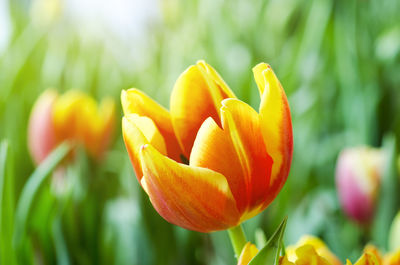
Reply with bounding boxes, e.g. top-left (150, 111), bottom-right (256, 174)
top-left (362, 245), bottom-right (400, 265)
top-left (237, 236), bottom-right (393, 265)
top-left (121, 61), bottom-right (293, 232)
top-left (285, 236), bottom-right (342, 265)
top-left (28, 89), bottom-right (115, 164)
top-left (345, 252), bottom-right (380, 265)
top-left (280, 236), bottom-right (379, 265)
